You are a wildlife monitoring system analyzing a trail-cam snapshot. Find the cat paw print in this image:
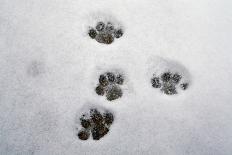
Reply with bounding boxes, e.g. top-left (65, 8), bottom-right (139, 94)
top-left (95, 71), bottom-right (124, 101)
top-left (147, 57), bottom-right (191, 95)
top-left (77, 108), bottom-right (114, 141)
top-left (151, 71), bottom-right (189, 95)
top-left (88, 21), bottom-right (124, 44)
